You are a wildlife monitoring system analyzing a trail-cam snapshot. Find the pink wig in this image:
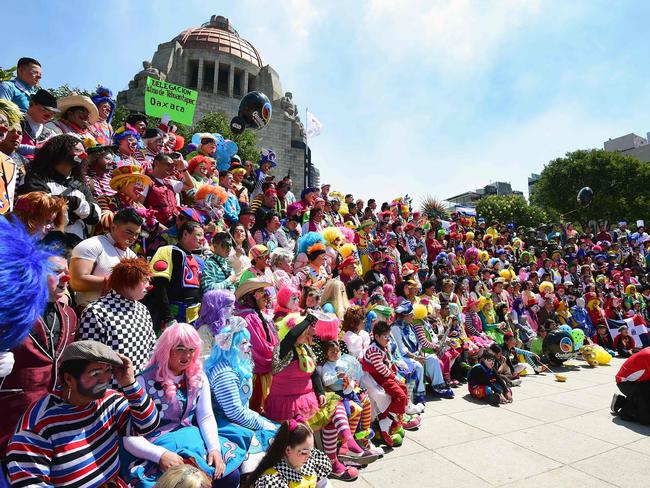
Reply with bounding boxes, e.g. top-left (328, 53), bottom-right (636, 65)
top-left (274, 284), bottom-right (300, 315)
top-left (339, 225), bottom-right (355, 244)
top-left (146, 322), bottom-right (203, 401)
